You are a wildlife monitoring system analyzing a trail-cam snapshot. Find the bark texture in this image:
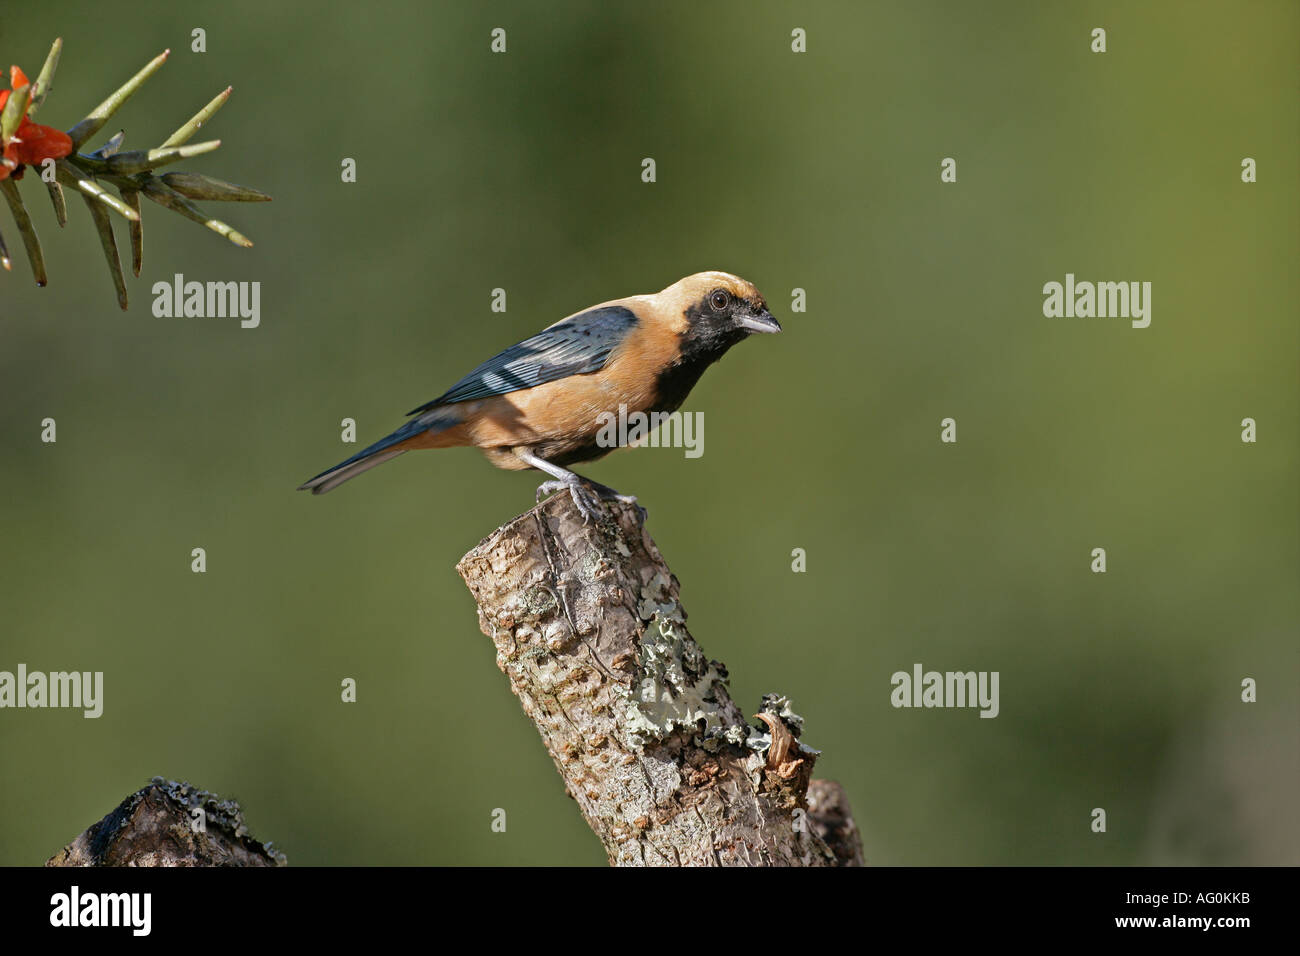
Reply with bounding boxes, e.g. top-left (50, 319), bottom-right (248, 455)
top-left (457, 493), bottom-right (863, 866)
top-left (46, 778), bottom-right (286, 867)
top-left (807, 779), bottom-right (867, 867)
